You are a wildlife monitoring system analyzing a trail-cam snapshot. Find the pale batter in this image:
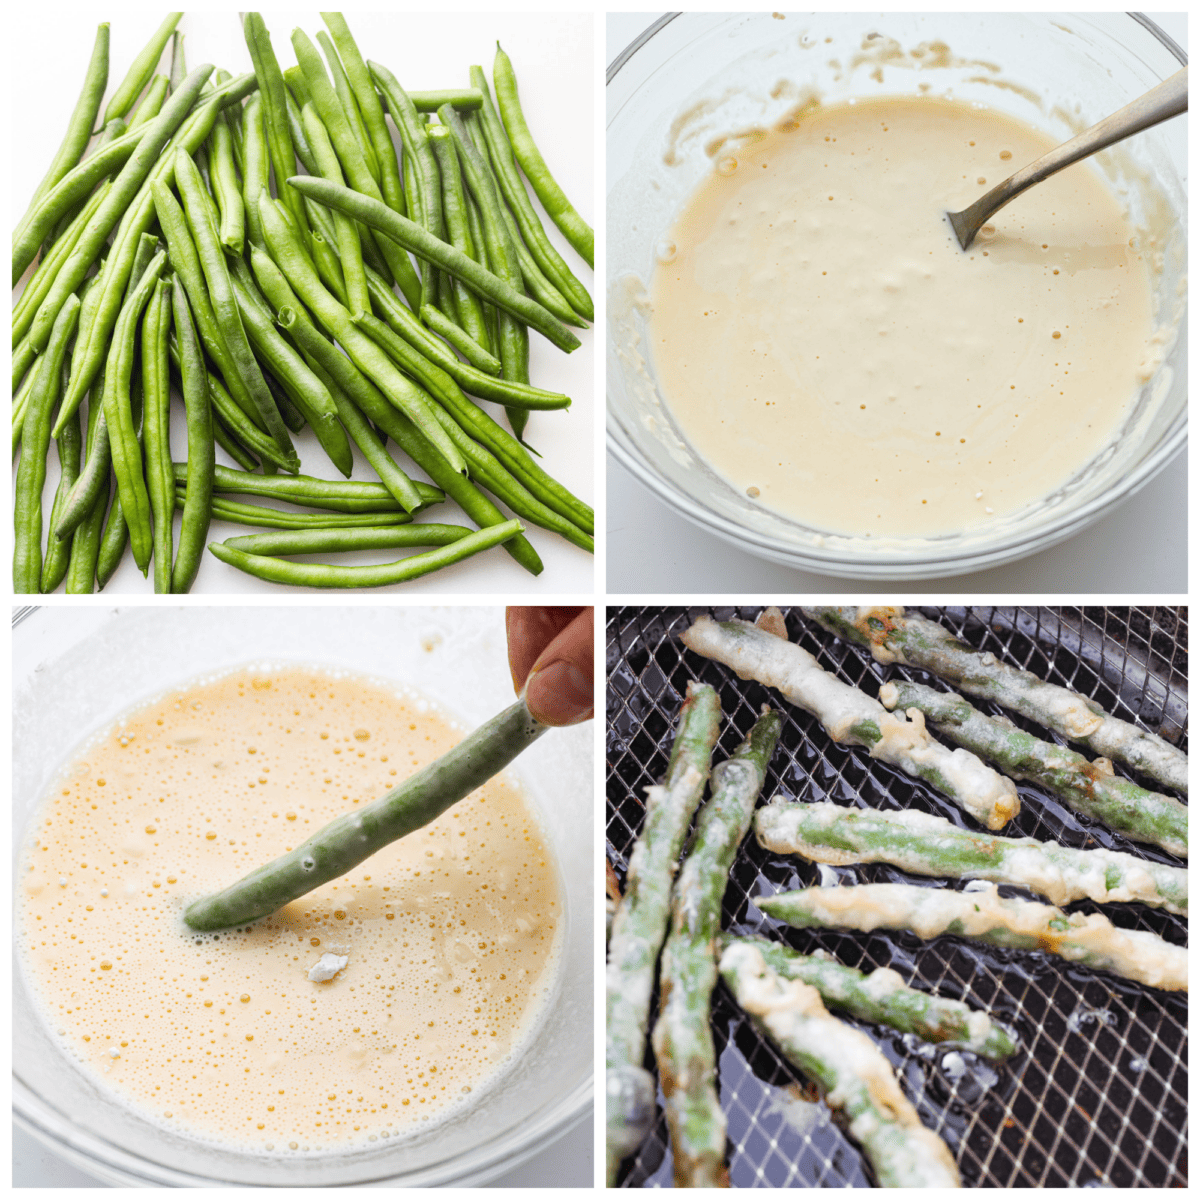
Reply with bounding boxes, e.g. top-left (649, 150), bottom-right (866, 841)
top-left (648, 97), bottom-right (1160, 538)
top-left (18, 668), bottom-right (560, 1153)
